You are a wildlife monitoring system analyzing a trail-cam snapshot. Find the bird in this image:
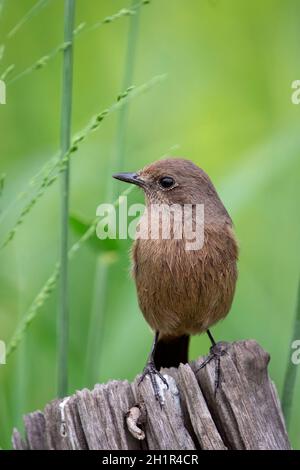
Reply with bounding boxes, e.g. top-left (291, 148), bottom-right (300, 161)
top-left (113, 158), bottom-right (238, 402)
